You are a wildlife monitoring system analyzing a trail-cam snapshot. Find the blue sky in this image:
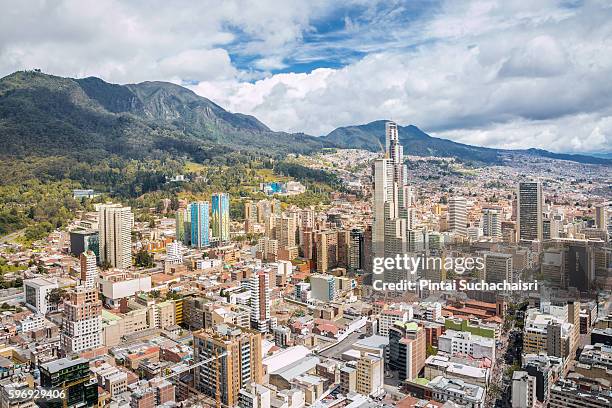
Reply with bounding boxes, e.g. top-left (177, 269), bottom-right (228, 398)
top-left (1, 0), bottom-right (611, 153)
